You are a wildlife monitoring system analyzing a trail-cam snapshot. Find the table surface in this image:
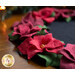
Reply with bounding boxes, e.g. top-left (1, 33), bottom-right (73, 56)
top-left (0, 14), bottom-right (55, 69)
